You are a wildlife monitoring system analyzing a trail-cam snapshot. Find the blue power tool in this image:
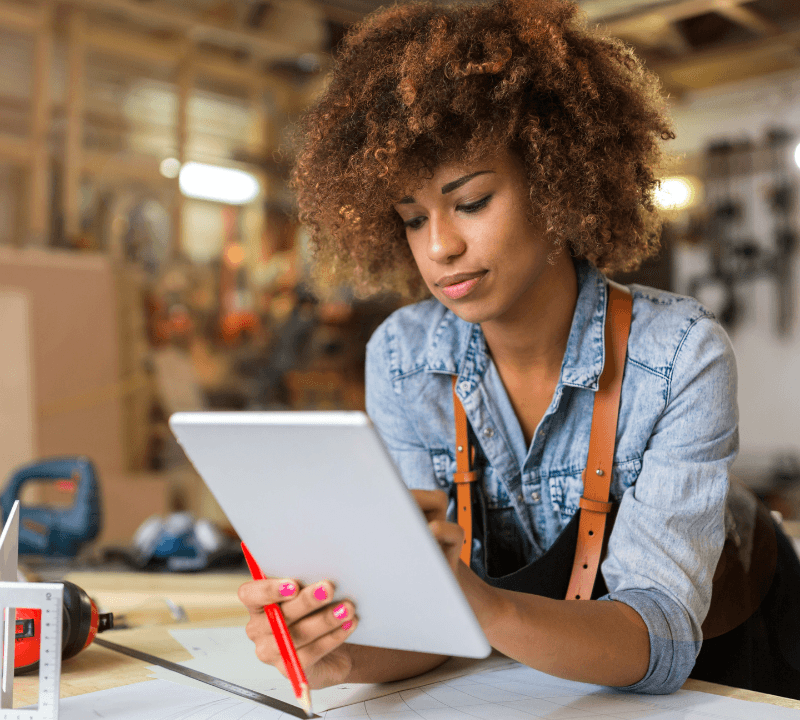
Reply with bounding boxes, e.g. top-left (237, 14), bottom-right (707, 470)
top-left (0, 456), bottom-right (102, 557)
